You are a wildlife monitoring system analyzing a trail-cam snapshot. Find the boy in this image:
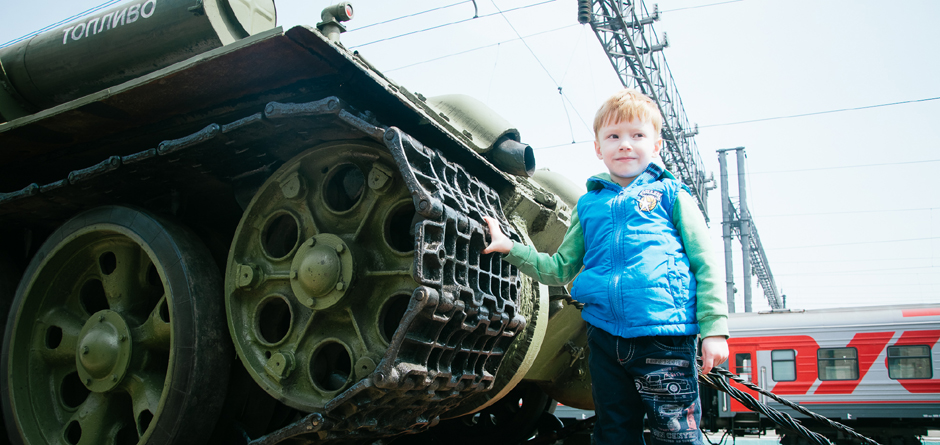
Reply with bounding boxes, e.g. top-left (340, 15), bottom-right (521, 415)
top-left (483, 88), bottom-right (728, 444)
